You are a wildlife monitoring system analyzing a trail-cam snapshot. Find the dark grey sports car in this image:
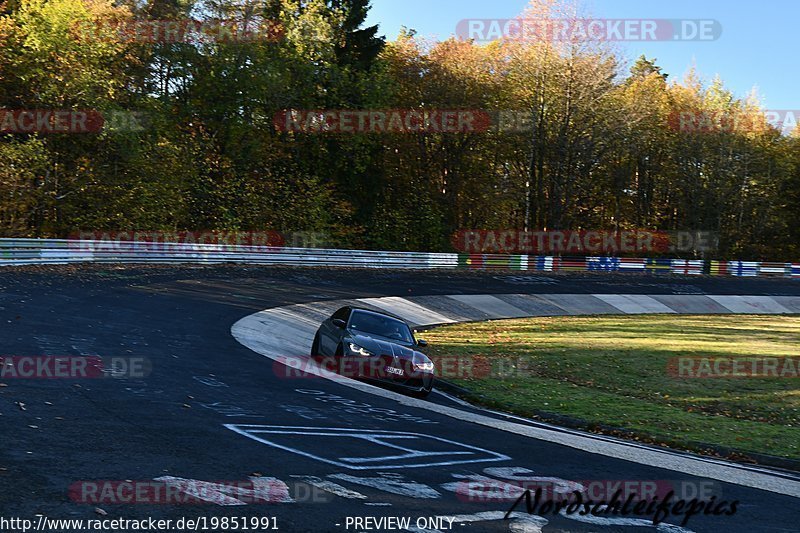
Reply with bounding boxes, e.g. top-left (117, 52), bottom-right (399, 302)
top-left (311, 306), bottom-right (435, 398)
